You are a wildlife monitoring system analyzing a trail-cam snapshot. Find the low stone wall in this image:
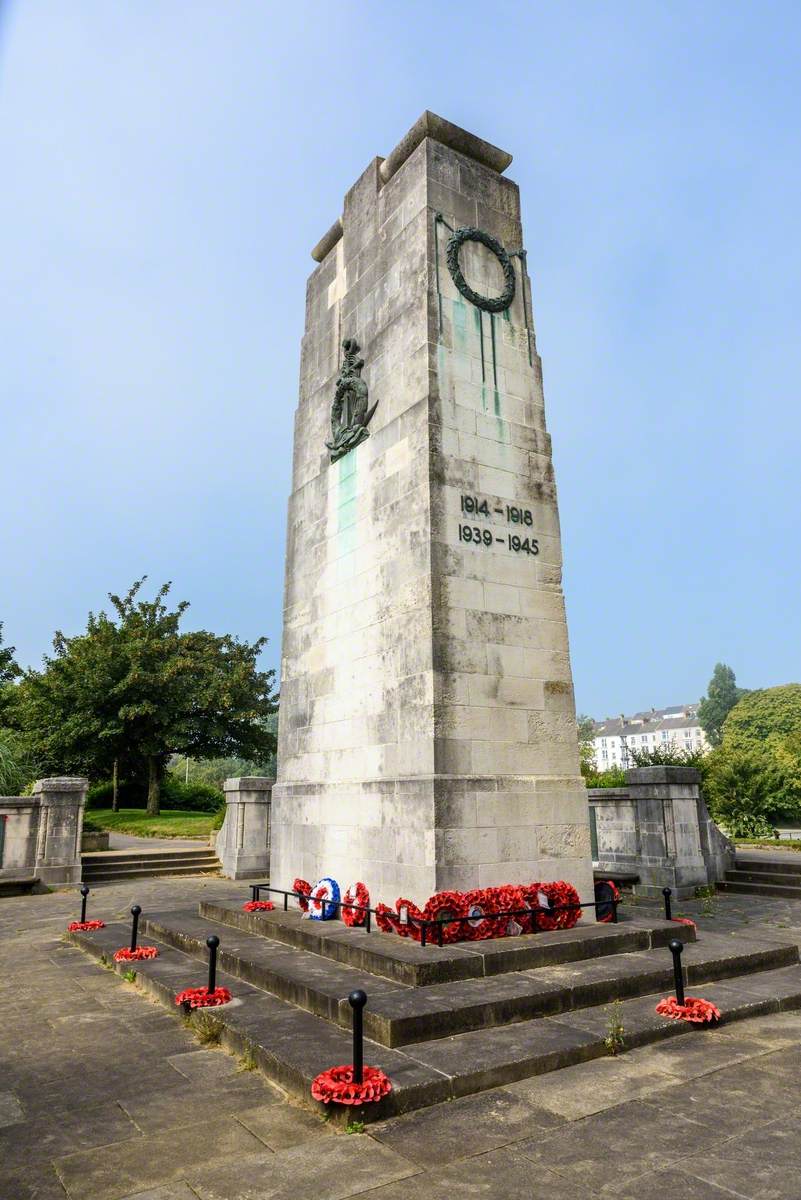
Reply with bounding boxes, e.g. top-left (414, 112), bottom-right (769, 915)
top-left (0, 777), bottom-right (88, 888)
top-left (81, 830), bottom-right (110, 852)
top-left (588, 766), bottom-right (734, 899)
